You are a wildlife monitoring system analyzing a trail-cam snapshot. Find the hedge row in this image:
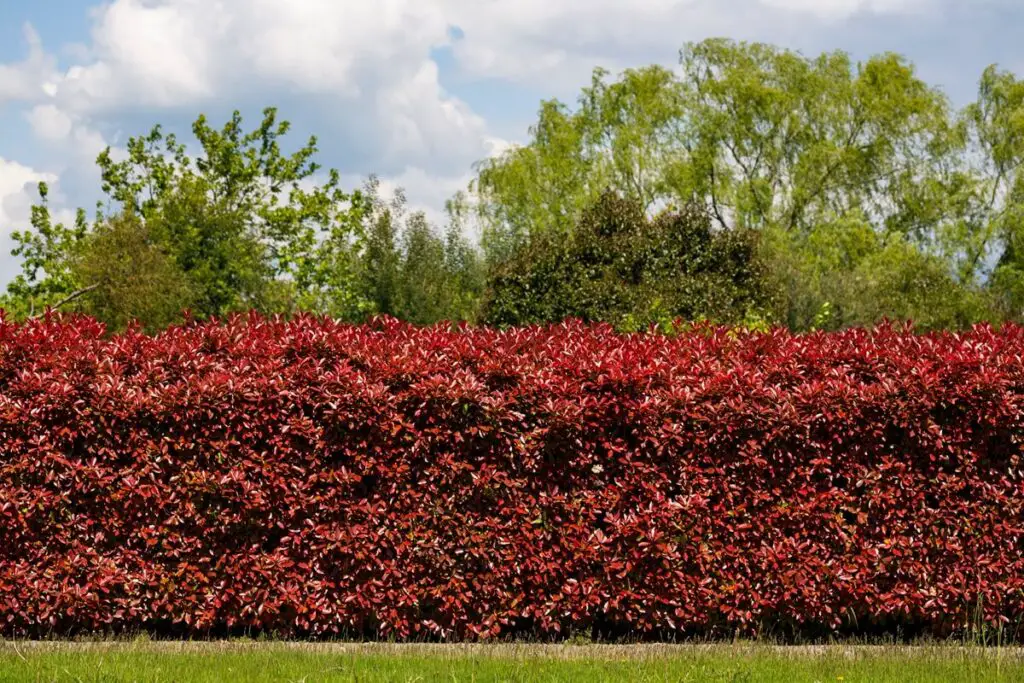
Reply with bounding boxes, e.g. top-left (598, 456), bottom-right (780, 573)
top-left (1, 314), bottom-right (1023, 640)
